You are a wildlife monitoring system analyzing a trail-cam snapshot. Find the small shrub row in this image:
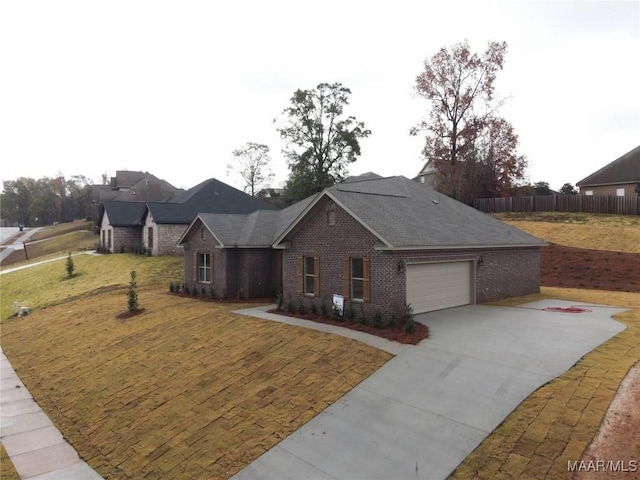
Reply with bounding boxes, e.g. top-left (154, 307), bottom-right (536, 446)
top-left (277, 294), bottom-right (415, 331)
